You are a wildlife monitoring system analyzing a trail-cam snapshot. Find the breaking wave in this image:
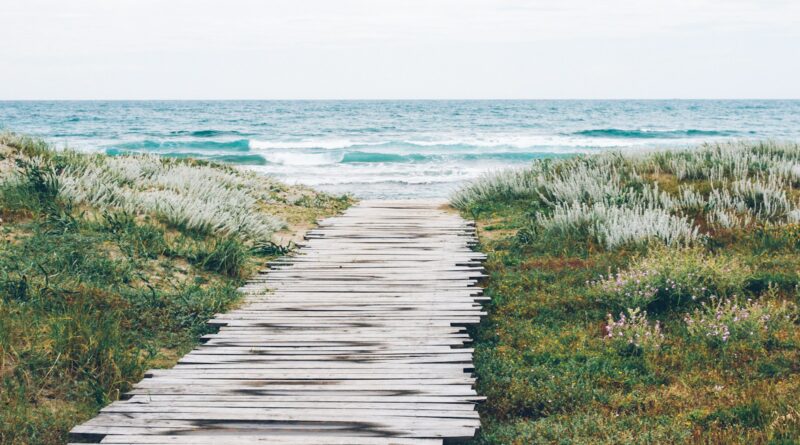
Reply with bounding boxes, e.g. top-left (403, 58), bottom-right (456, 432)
top-left (571, 128), bottom-right (736, 139)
